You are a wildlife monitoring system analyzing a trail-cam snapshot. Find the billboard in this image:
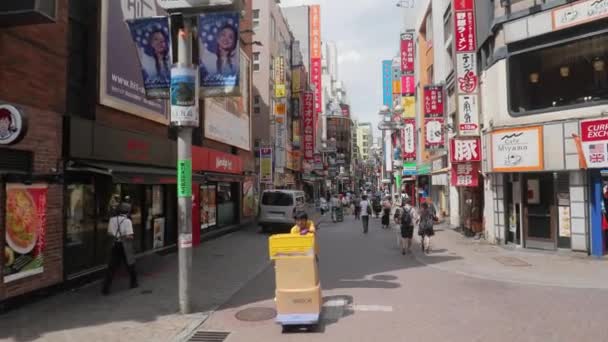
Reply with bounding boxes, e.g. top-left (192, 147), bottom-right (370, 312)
top-left (382, 60), bottom-right (392, 107)
top-left (310, 5), bottom-right (322, 114)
